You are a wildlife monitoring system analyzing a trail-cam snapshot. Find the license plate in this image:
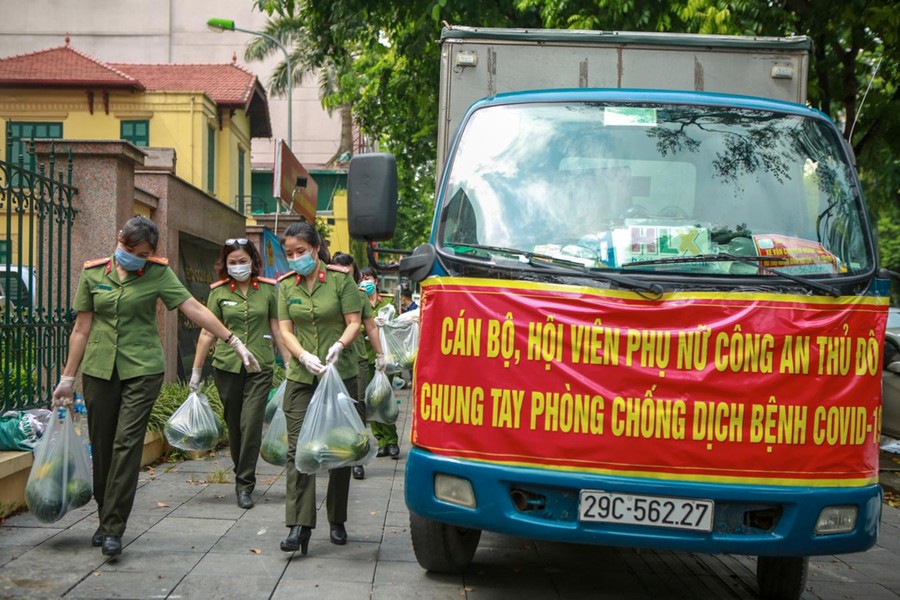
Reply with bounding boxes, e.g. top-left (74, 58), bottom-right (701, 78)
top-left (579, 490), bottom-right (714, 532)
